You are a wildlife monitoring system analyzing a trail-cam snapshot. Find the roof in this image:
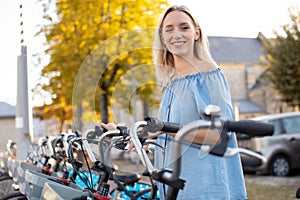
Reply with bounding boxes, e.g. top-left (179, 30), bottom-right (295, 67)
top-left (232, 99), bottom-right (265, 114)
top-left (208, 36), bottom-right (265, 63)
top-left (251, 111), bottom-right (300, 122)
top-left (0, 102), bottom-right (16, 118)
